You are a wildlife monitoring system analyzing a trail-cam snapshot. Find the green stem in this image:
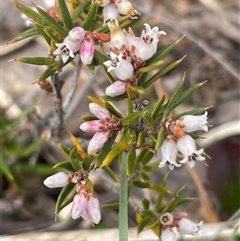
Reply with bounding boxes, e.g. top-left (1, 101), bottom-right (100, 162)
top-left (119, 151), bottom-right (128, 241)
